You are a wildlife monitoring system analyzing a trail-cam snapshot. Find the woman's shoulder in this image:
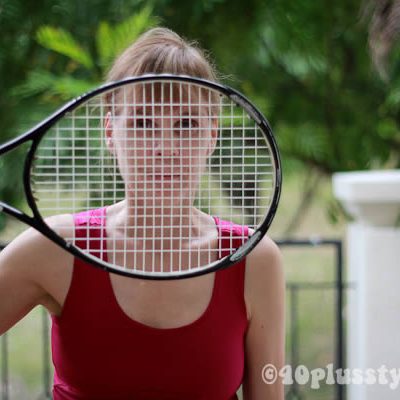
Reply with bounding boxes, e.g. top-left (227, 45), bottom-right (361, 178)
top-left (0, 214), bottom-right (75, 302)
top-left (246, 228), bottom-right (282, 272)
top-left (0, 215), bottom-right (74, 325)
top-left (3, 214), bottom-right (74, 260)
